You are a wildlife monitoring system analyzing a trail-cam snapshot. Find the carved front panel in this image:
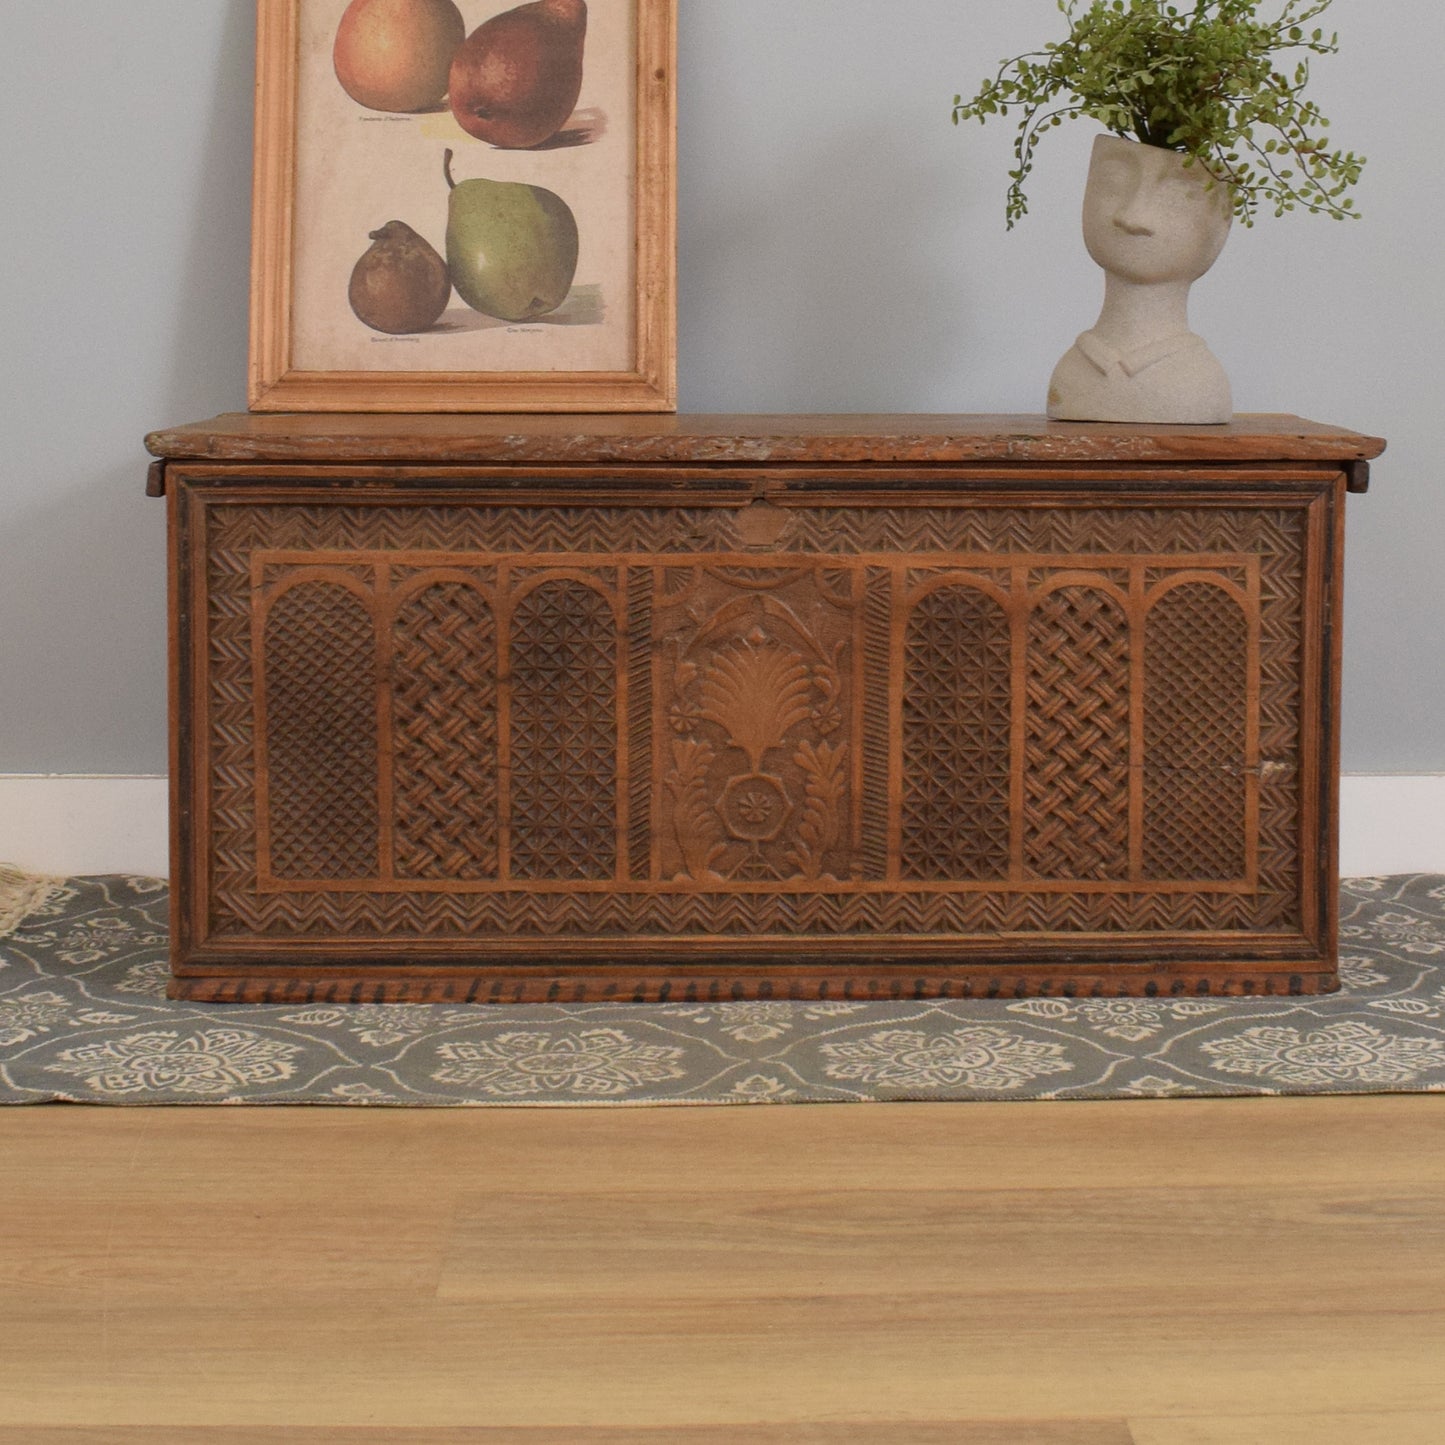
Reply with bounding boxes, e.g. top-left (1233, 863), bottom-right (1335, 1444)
top-left (654, 565), bottom-right (858, 886)
top-left (200, 492), bottom-right (1312, 944)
